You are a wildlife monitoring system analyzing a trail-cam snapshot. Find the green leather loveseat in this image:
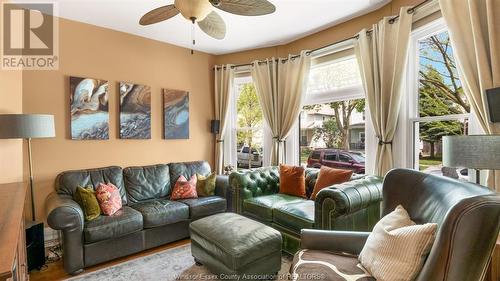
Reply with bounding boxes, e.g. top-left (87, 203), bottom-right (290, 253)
top-left (229, 166), bottom-right (383, 253)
